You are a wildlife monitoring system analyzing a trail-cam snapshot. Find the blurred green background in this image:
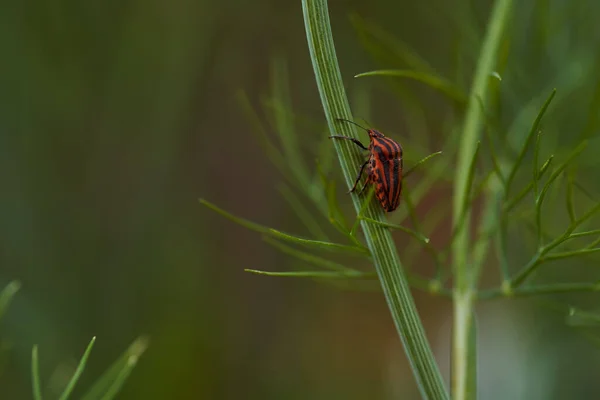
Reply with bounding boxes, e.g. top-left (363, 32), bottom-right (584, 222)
top-left (1, 0), bottom-right (600, 399)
